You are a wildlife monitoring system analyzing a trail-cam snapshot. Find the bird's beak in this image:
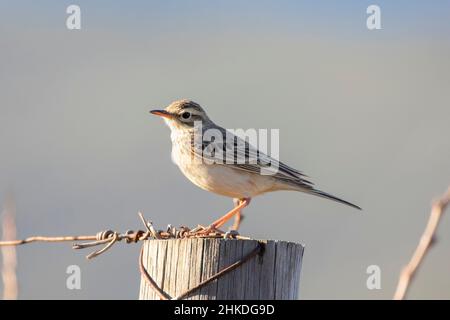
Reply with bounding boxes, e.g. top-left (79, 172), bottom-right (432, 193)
top-left (150, 109), bottom-right (174, 120)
